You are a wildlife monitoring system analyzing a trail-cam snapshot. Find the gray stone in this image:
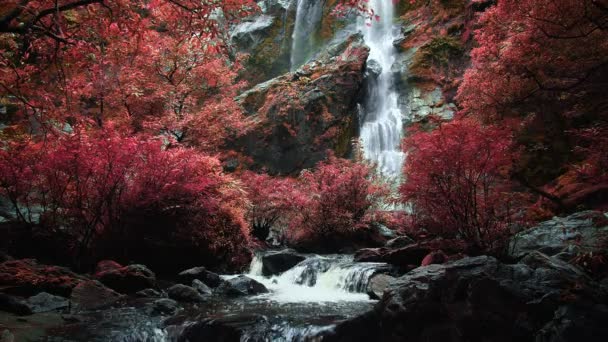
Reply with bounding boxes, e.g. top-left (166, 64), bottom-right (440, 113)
top-left (261, 250), bottom-right (305, 276)
top-left (323, 253), bottom-right (608, 342)
top-left (26, 292), bottom-right (68, 313)
top-left (95, 264), bottom-right (156, 294)
top-left (178, 267), bottom-right (223, 288)
top-left (509, 211), bottom-right (608, 259)
top-left (151, 298), bottom-right (179, 316)
top-left (385, 236), bottom-right (415, 248)
top-left (70, 280), bottom-right (122, 311)
top-left (167, 284), bottom-right (206, 303)
top-left (192, 279), bottom-right (213, 296)
top-left (367, 274), bottom-right (395, 299)
top-left (135, 288), bottom-right (162, 298)
top-left (216, 276), bottom-right (269, 297)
